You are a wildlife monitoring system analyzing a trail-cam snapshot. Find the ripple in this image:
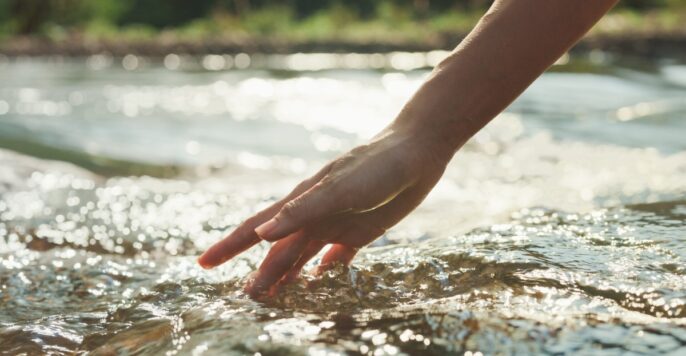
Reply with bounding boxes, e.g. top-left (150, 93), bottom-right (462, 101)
top-left (1, 59), bottom-right (685, 354)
